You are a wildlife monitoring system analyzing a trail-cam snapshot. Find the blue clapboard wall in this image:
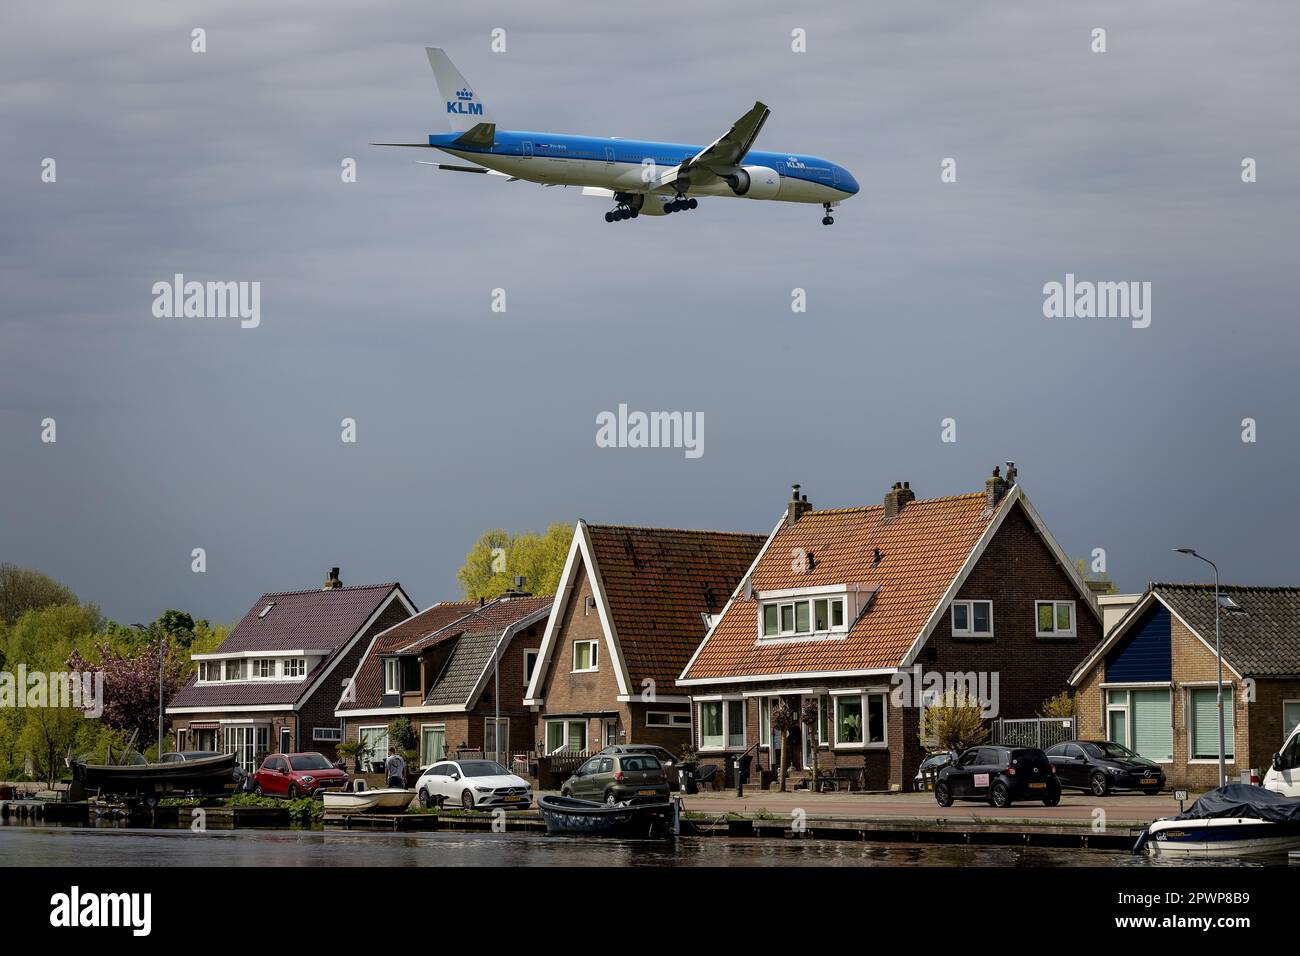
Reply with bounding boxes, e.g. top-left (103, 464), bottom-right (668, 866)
top-left (1105, 604), bottom-right (1173, 683)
